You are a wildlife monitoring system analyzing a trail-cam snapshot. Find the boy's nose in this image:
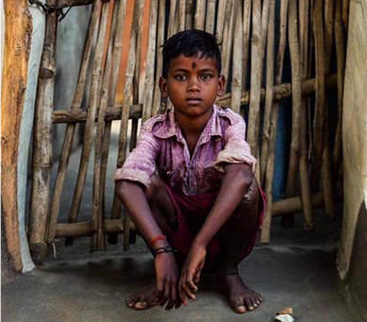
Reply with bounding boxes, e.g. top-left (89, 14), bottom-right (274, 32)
top-left (187, 79), bottom-right (200, 92)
